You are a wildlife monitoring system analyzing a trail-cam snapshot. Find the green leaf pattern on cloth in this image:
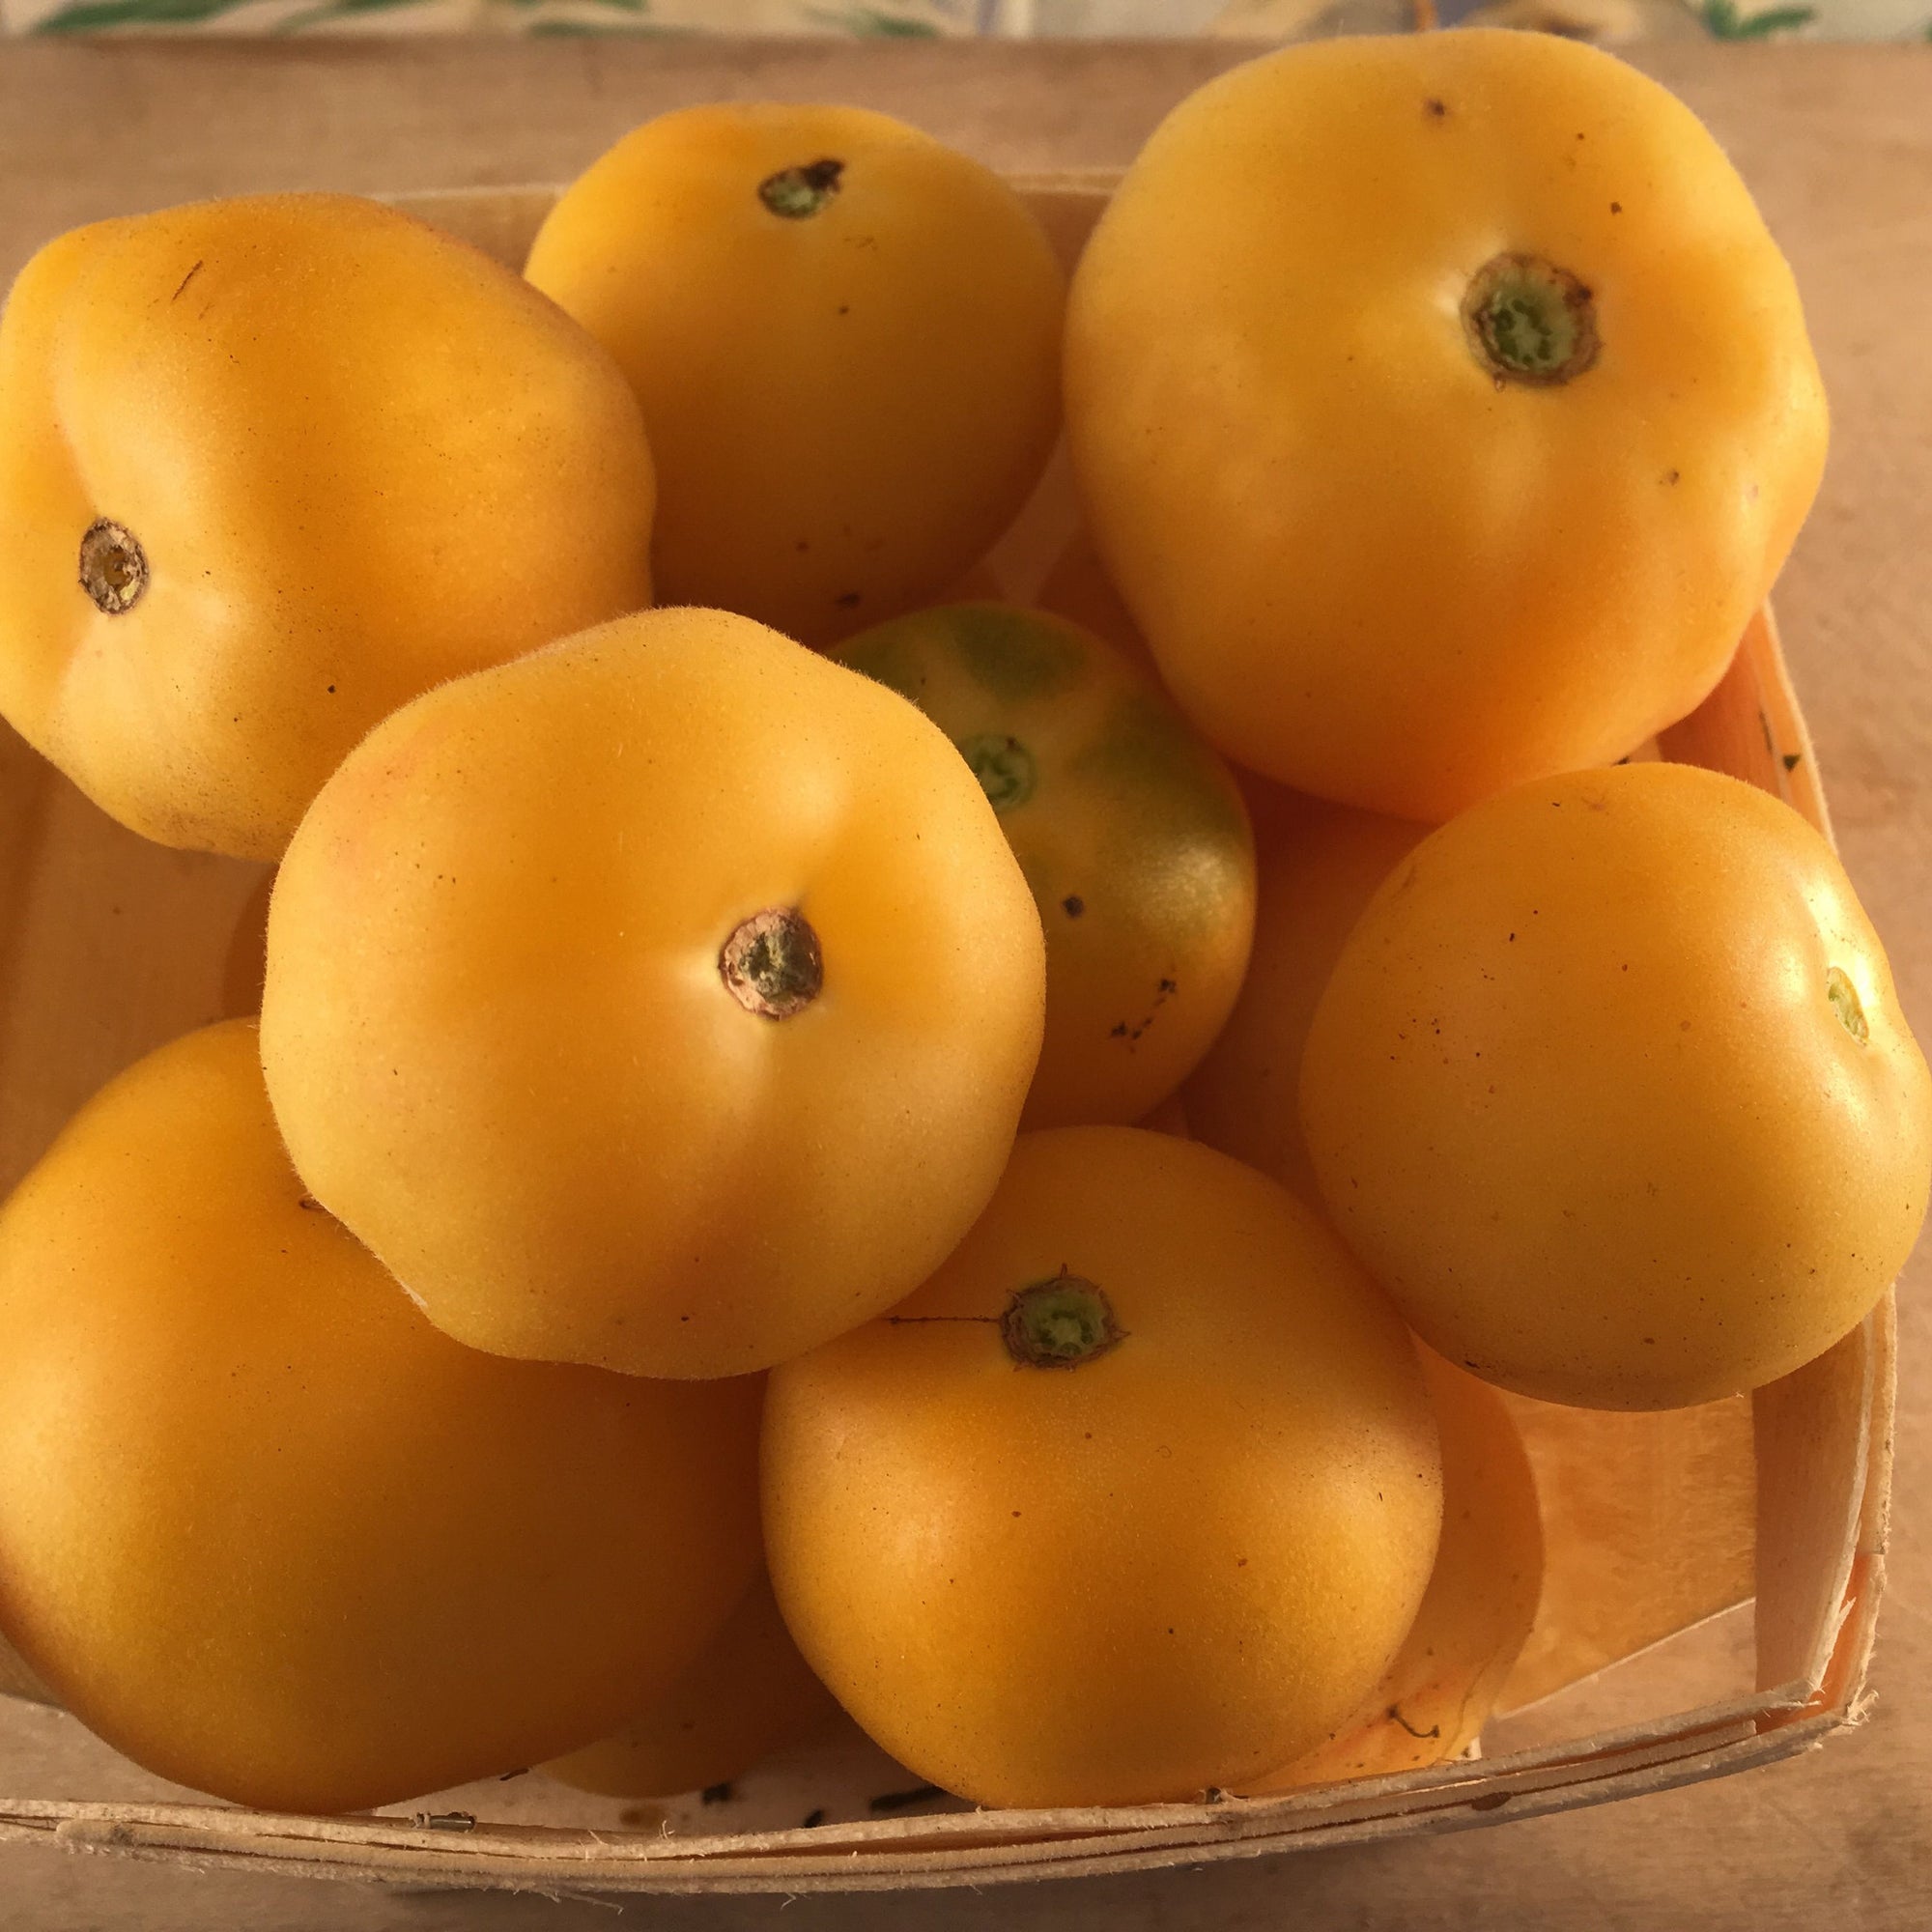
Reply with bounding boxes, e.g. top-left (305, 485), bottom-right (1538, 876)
top-left (2, 0), bottom-right (1925, 47)
top-left (8, 0), bottom-right (978, 30)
